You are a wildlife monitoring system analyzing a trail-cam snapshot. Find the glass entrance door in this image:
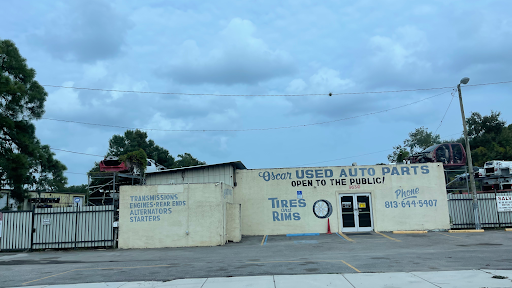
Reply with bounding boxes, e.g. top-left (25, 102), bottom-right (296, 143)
top-left (339, 193), bottom-right (373, 232)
